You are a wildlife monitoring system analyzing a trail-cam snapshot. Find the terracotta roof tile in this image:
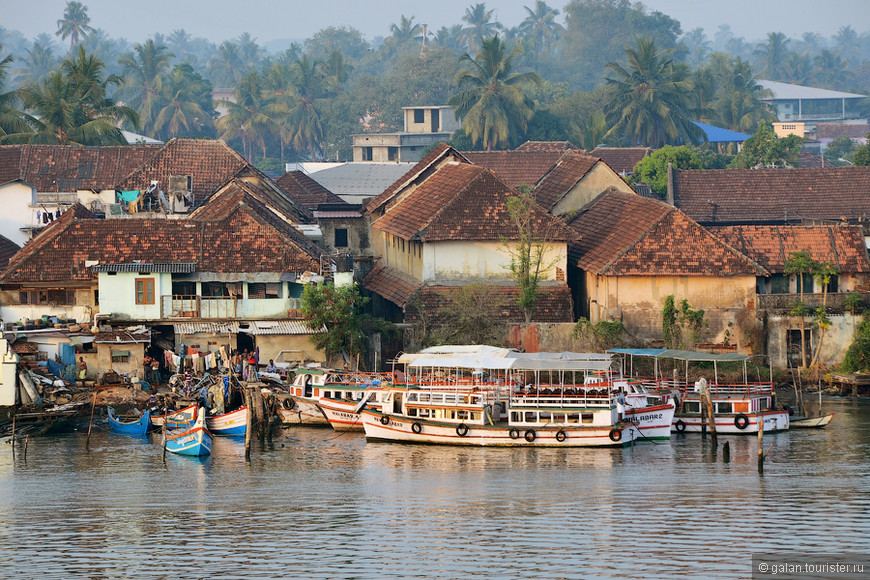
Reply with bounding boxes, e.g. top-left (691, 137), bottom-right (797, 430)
top-left (0, 144), bottom-right (160, 191)
top-left (0, 234), bottom-right (20, 272)
top-left (361, 263), bottom-right (423, 306)
top-left (515, 141), bottom-right (578, 152)
top-left (462, 150), bottom-right (565, 189)
top-left (568, 191), bottom-right (765, 276)
top-left (708, 225), bottom-right (870, 273)
top-left (373, 164), bottom-right (570, 243)
top-left (276, 170), bottom-right (346, 210)
top-left (534, 151), bottom-right (602, 210)
top-left (117, 138), bottom-right (251, 205)
top-left (815, 123), bottom-right (870, 140)
top-left (673, 167), bottom-right (870, 223)
top-left (588, 147), bottom-right (652, 175)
